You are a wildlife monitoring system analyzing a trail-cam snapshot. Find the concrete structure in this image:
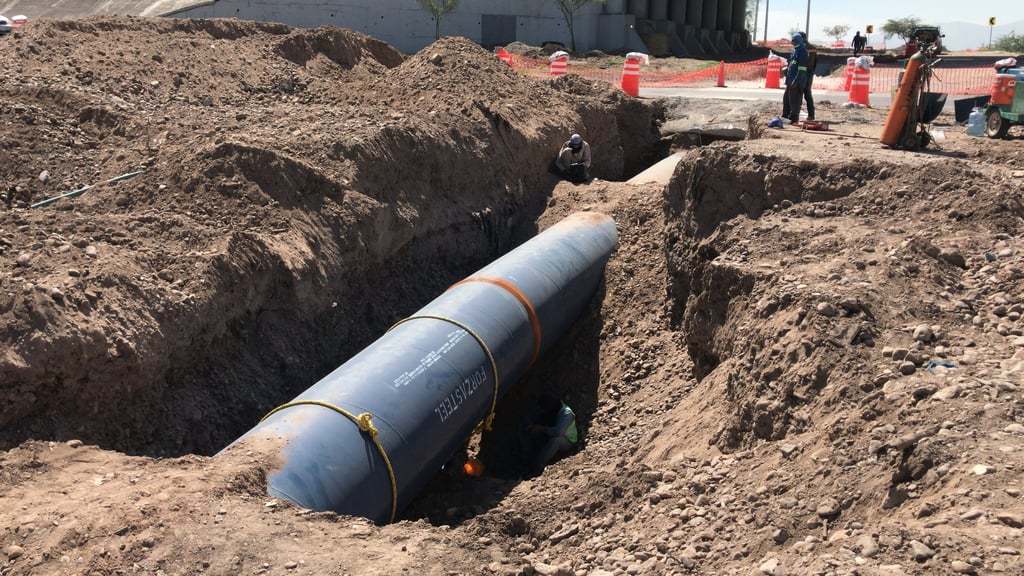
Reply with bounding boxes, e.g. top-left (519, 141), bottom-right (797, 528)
top-left (0, 1), bottom-right (200, 19)
top-left (0, 0), bottom-right (751, 57)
